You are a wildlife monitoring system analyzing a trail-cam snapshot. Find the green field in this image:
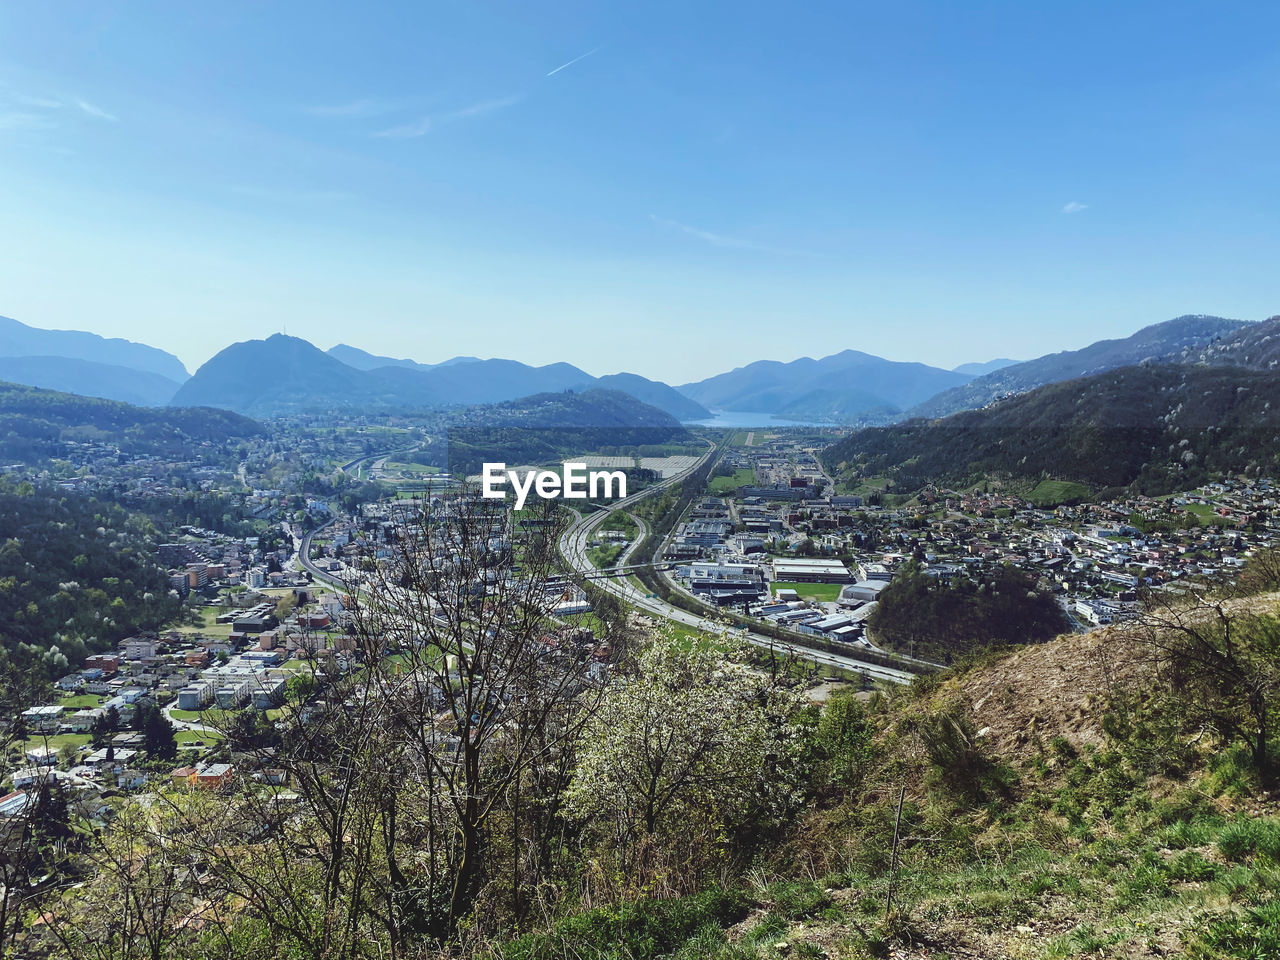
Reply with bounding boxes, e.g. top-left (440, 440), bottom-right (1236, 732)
top-left (587, 544), bottom-right (625, 569)
top-left (708, 468), bottom-right (755, 494)
top-left (665, 622), bottom-right (732, 653)
top-left (1182, 501), bottom-right (1229, 524)
top-left (172, 603), bottom-right (234, 638)
top-left (599, 512), bottom-right (638, 538)
top-left (1027, 479), bottom-right (1092, 507)
top-left (381, 461), bottom-right (441, 477)
top-left (770, 581), bottom-right (843, 602)
top-left (835, 474), bottom-right (890, 497)
top-left (22, 733), bottom-right (91, 753)
top-left (57, 693), bottom-right (104, 709)
top-left (176, 729), bottom-right (222, 745)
